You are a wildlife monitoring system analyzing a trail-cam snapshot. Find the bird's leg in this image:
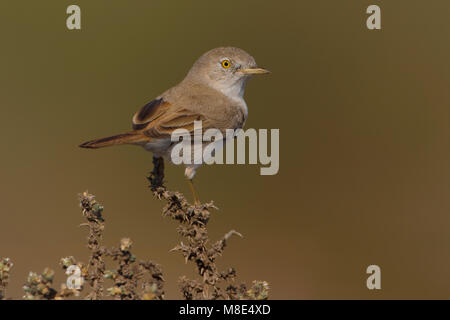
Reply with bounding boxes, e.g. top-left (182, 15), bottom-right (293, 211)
top-left (187, 179), bottom-right (200, 205)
